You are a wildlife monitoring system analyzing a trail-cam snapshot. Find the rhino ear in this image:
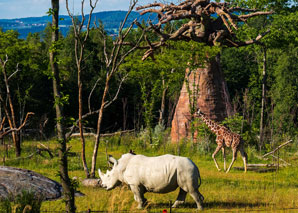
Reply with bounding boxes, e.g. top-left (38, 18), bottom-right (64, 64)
top-left (108, 156), bottom-right (118, 167)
